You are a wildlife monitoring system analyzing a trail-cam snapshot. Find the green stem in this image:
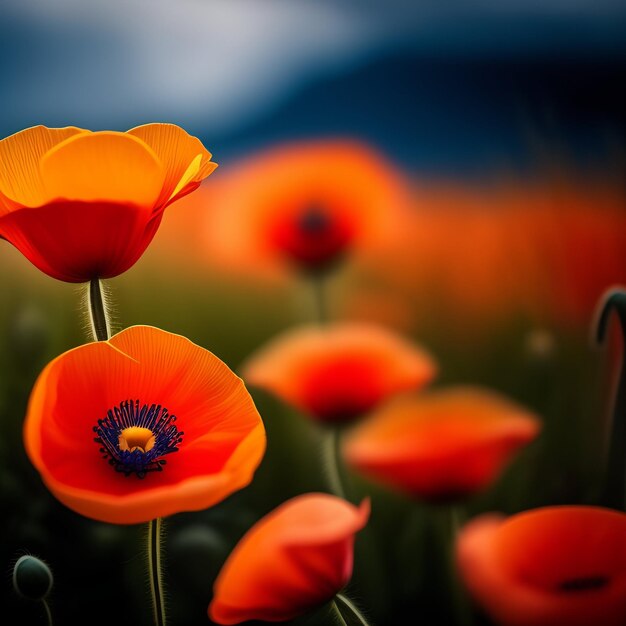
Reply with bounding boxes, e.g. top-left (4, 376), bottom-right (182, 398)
top-left (88, 278), bottom-right (110, 341)
top-left (323, 428), bottom-right (347, 500)
top-left (313, 276), bottom-right (328, 324)
top-left (334, 593), bottom-right (371, 626)
top-left (148, 518), bottom-right (166, 626)
top-left (445, 506), bottom-right (471, 626)
top-left (41, 599), bottom-right (52, 626)
top-left (595, 289), bottom-right (626, 510)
